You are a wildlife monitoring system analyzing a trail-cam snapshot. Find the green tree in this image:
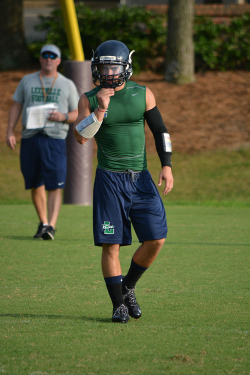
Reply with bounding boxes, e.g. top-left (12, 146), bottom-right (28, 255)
top-left (165, 0), bottom-right (195, 84)
top-left (0, 0), bottom-right (30, 70)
